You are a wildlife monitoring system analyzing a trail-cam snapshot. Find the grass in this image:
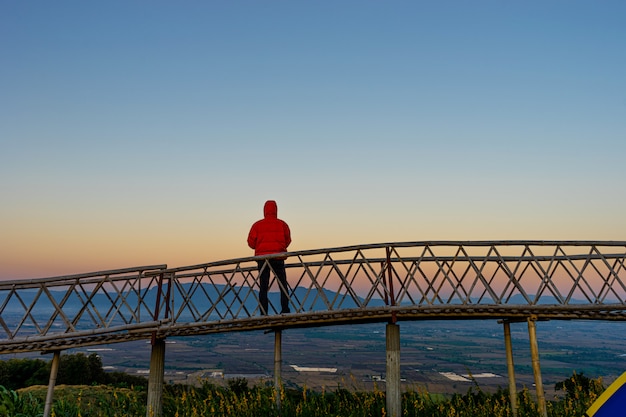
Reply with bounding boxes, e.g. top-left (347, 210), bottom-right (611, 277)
top-left (3, 373), bottom-right (605, 417)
